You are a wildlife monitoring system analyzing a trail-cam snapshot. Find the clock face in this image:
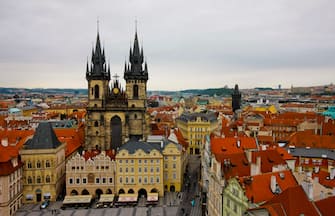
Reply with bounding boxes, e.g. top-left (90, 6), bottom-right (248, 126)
top-left (113, 87), bottom-right (119, 95)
